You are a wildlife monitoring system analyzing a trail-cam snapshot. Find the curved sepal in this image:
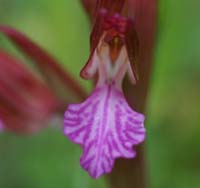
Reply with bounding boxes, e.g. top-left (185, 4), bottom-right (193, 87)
top-left (0, 25), bottom-right (87, 100)
top-left (0, 50), bottom-right (59, 134)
